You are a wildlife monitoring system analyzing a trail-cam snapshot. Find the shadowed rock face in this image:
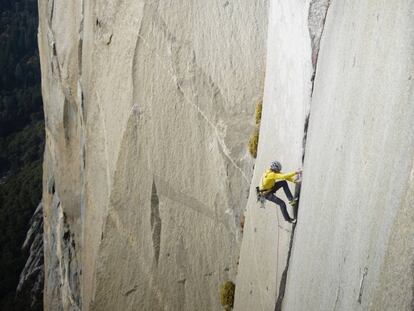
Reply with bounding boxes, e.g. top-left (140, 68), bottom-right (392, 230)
top-left (17, 203), bottom-right (44, 309)
top-left (38, 0), bottom-right (268, 310)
